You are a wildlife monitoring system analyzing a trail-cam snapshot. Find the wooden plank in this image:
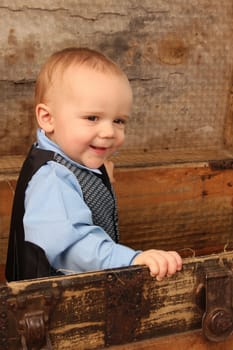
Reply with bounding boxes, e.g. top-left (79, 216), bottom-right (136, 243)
top-left (1, 251), bottom-right (233, 350)
top-left (0, 179), bottom-right (16, 266)
top-left (1, 1), bottom-right (233, 157)
top-left (114, 164), bottom-right (233, 256)
top-left (0, 156), bottom-right (24, 176)
top-left (0, 157), bottom-right (21, 267)
top-left (0, 265), bottom-right (5, 284)
top-left (112, 149), bottom-right (233, 168)
top-left (109, 330), bottom-right (233, 350)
